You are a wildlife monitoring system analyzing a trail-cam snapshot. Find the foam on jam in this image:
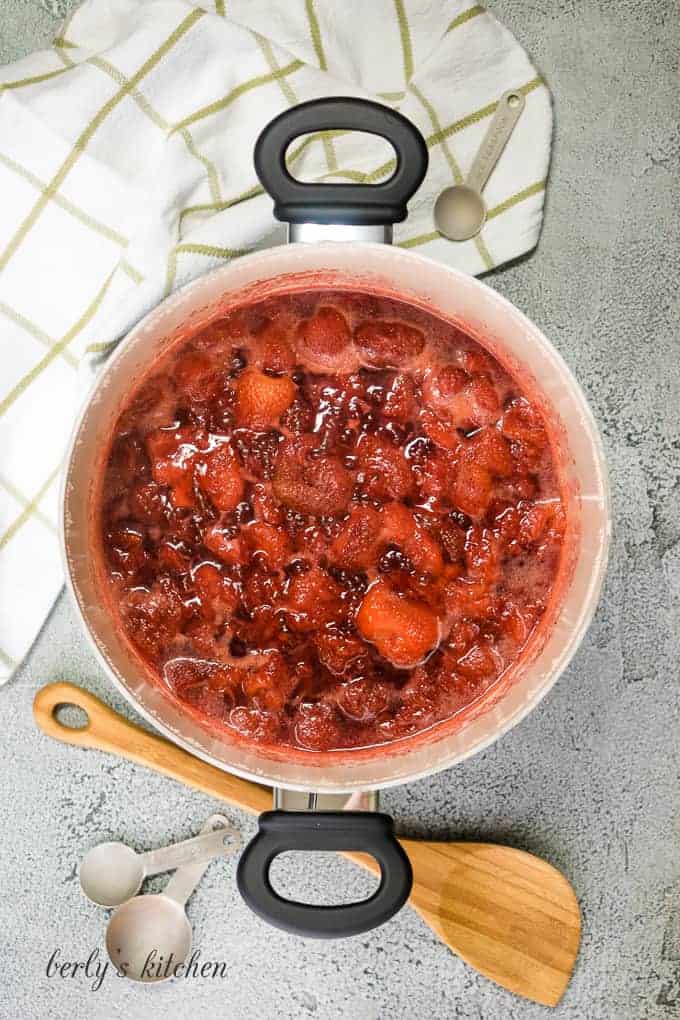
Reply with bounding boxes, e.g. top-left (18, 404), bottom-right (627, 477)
top-left (98, 289), bottom-right (567, 752)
